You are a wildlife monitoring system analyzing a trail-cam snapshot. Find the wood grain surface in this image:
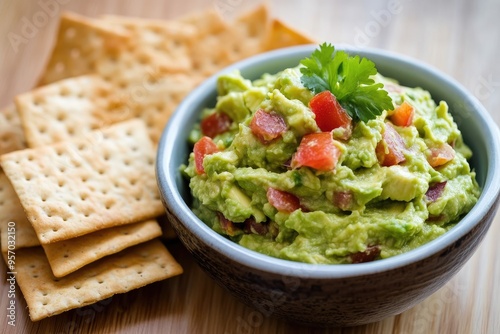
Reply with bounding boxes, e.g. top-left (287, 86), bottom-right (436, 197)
top-left (1, 0), bottom-right (499, 333)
